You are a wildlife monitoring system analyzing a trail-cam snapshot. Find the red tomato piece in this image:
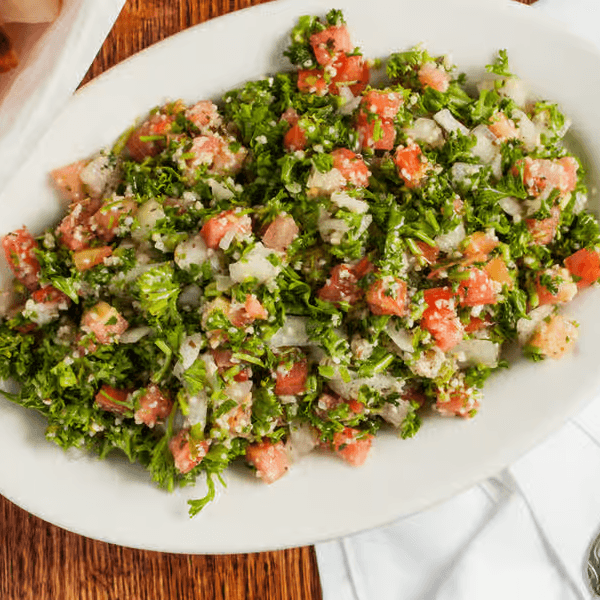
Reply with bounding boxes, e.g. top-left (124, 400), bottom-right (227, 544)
top-left (393, 143), bottom-right (429, 188)
top-left (73, 246), bottom-right (113, 272)
top-left (331, 148), bottom-right (371, 188)
top-left (274, 358), bottom-right (308, 396)
top-left (421, 287), bottom-right (464, 352)
top-left (457, 268), bottom-right (496, 307)
top-left (81, 301), bottom-right (128, 344)
top-left (199, 210), bottom-right (251, 250)
top-left (418, 62), bottom-right (450, 92)
top-left (91, 198), bottom-right (137, 242)
top-left (310, 25), bottom-right (353, 66)
top-left (56, 198), bottom-right (102, 251)
top-left (283, 122), bottom-right (307, 152)
top-left (522, 156), bottom-right (578, 197)
top-left (169, 429), bottom-right (210, 474)
top-left (2, 227), bottom-right (41, 290)
top-left (330, 54), bottom-right (370, 96)
top-left (564, 248), bottom-right (600, 288)
top-left (246, 440), bottom-right (289, 484)
top-left (134, 384), bottom-right (173, 428)
top-left (297, 68), bottom-right (329, 96)
top-left (211, 348), bottom-right (252, 382)
top-left (262, 214), bottom-right (299, 252)
top-left (30, 285), bottom-right (70, 308)
top-left (415, 240), bottom-right (439, 265)
top-left (535, 267), bottom-right (577, 306)
top-left (483, 257), bottom-right (512, 288)
top-left (185, 100), bottom-right (221, 131)
top-left (525, 206), bottom-right (561, 246)
top-left (229, 294), bottom-right (268, 328)
top-left (360, 90), bottom-right (404, 120)
top-left (49, 160), bottom-right (87, 203)
top-left (356, 112), bottom-right (397, 151)
top-left (95, 384), bottom-right (131, 416)
top-left (366, 277), bottom-right (407, 316)
top-left (332, 427), bottom-right (373, 466)
top-left (463, 231), bottom-right (498, 261)
top-left (318, 263), bottom-right (363, 305)
top-left (529, 314), bottom-right (578, 359)
top-left (435, 388), bottom-right (479, 418)
top-left (127, 112), bottom-right (176, 162)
